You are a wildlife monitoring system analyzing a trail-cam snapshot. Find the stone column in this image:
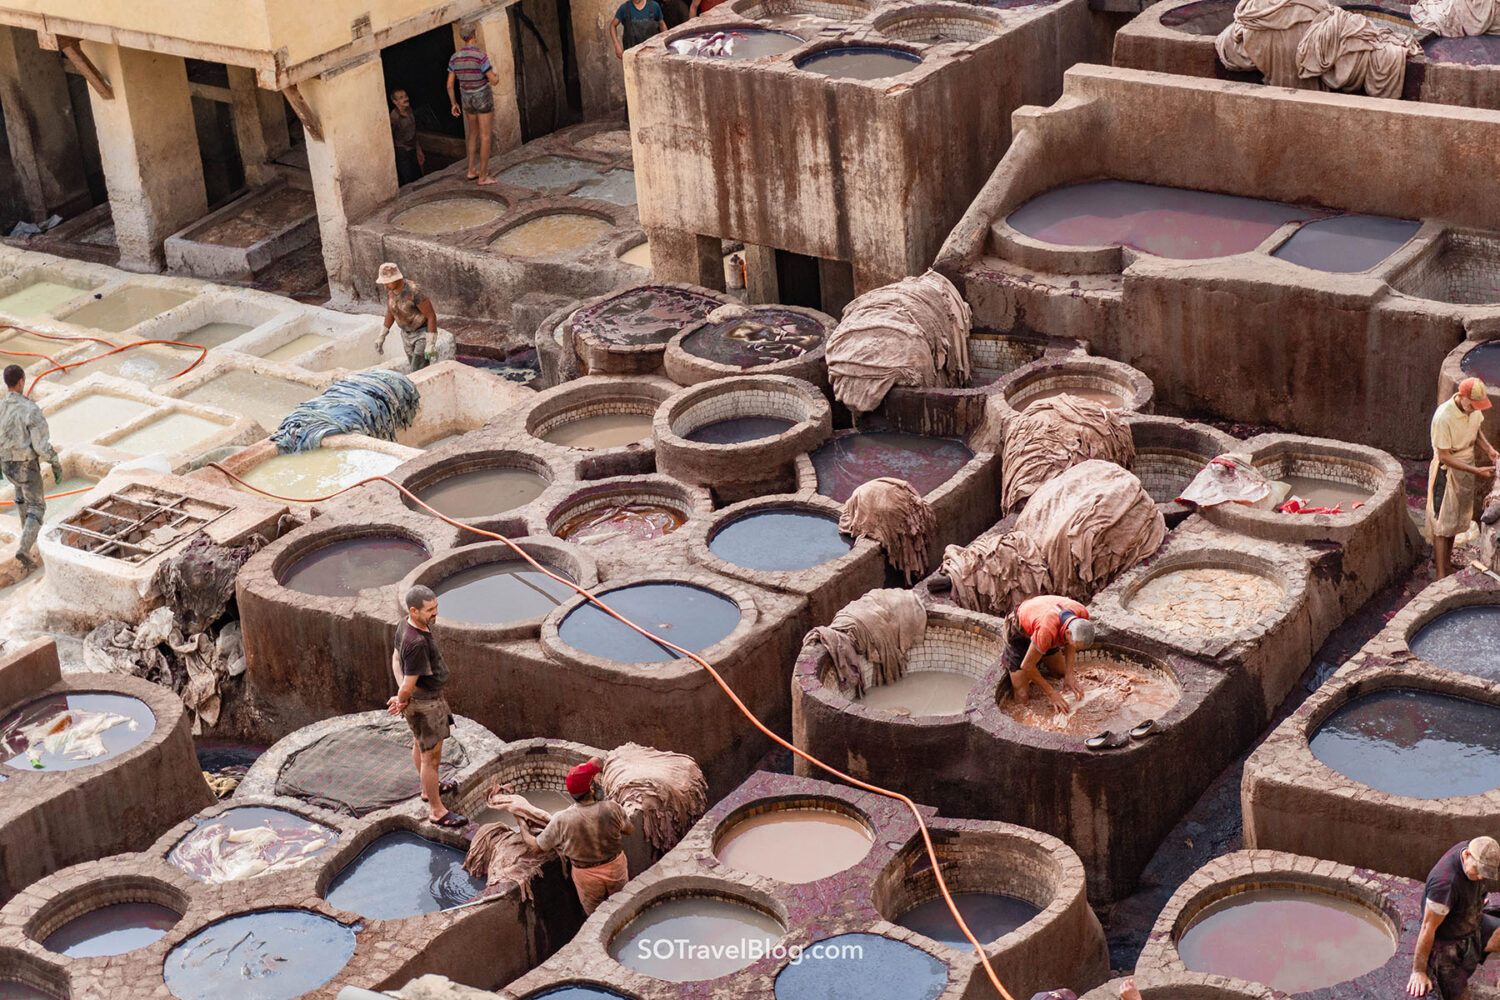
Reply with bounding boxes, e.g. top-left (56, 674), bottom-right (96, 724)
top-left (455, 8), bottom-right (523, 160)
top-left (299, 54), bottom-right (399, 303)
top-left (0, 27), bottom-right (89, 223)
top-left (742, 244), bottom-right (779, 305)
top-left (577, 0), bottom-right (627, 116)
top-left (227, 66), bottom-right (281, 188)
top-left (80, 42), bottom-right (208, 271)
top-left (645, 227), bottom-right (725, 291)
